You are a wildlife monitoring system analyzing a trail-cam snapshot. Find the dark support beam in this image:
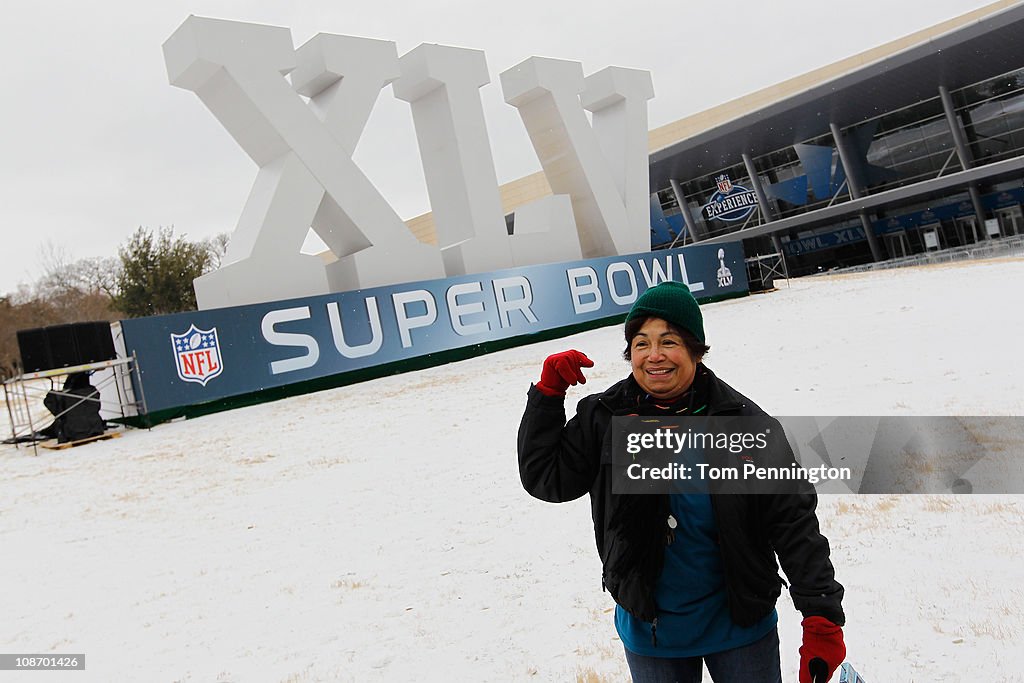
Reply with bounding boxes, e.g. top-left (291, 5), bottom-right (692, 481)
top-left (829, 123), bottom-right (865, 200)
top-left (831, 122), bottom-right (885, 260)
top-left (940, 85), bottom-right (990, 239)
top-left (741, 152), bottom-right (783, 254)
top-left (669, 179), bottom-right (704, 243)
top-left (968, 185), bottom-right (989, 239)
top-left (857, 211), bottom-right (879, 260)
top-left (939, 85), bottom-right (975, 168)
